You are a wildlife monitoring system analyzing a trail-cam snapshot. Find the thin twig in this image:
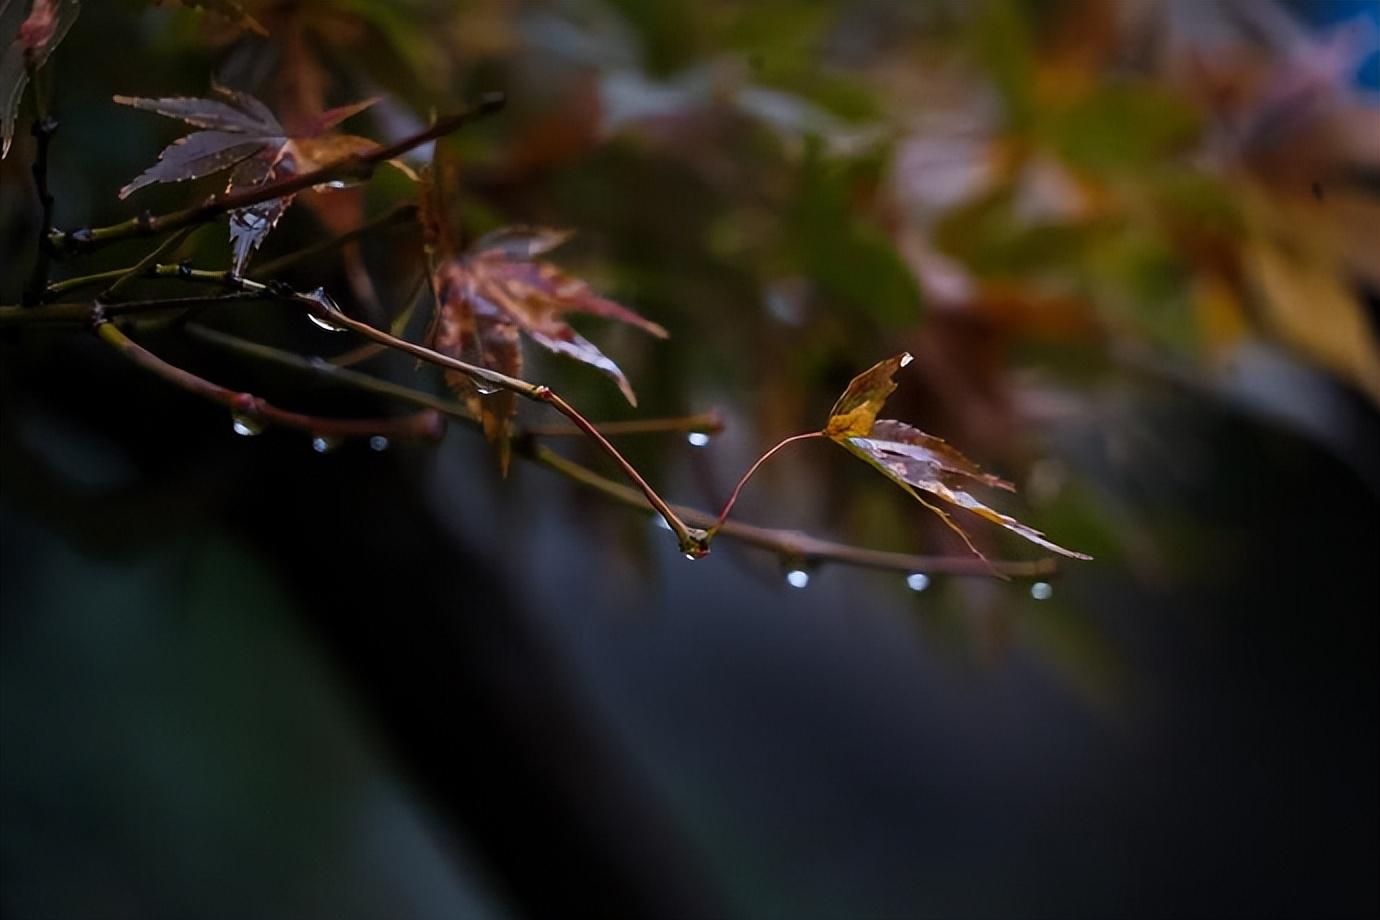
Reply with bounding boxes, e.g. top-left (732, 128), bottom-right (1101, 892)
top-left (183, 322), bottom-right (476, 423)
top-left (290, 292), bottom-right (709, 555)
top-left (0, 291), bottom-right (262, 326)
top-left (254, 202), bottom-right (419, 277)
top-left (48, 94), bottom-right (504, 256)
top-left (99, 226), bottom-right (197, 302)
top-left (22, 66), bottom-right (57, 305)
top-left (534, 446), bottom-right (1057, 579)
top-left (525, 410), bottom-right (724, 438)
top-left (93, 320), bottom-right (444, 442)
